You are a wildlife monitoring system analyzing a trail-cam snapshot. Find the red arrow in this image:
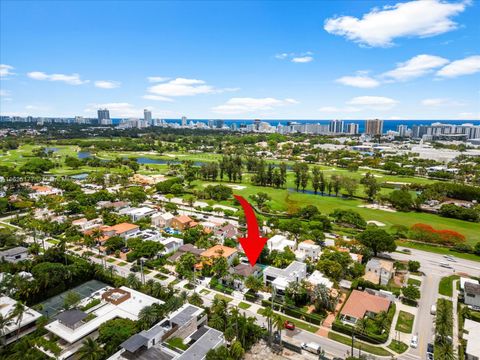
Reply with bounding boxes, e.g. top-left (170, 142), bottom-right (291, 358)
top-left (234, 195), bottom-right (268, 267)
